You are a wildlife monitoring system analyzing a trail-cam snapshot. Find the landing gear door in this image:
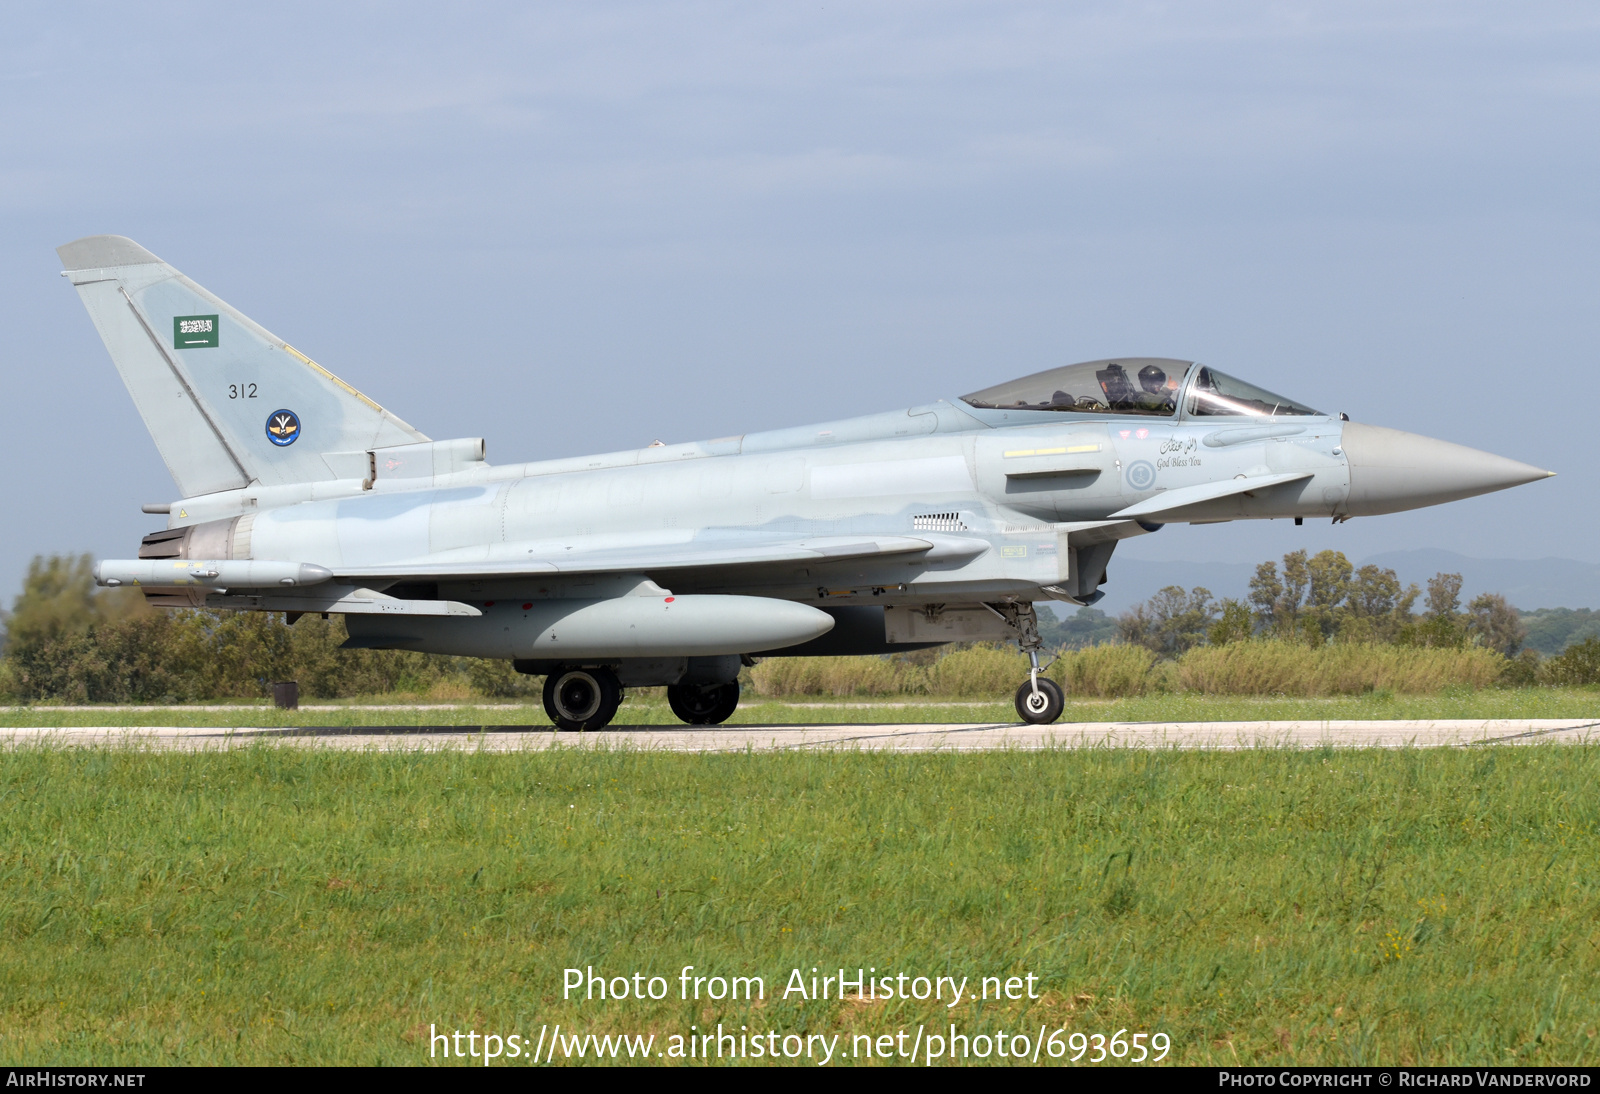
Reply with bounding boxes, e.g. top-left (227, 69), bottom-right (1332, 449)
top-left (884, 605), bottom-right (1015, 644)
